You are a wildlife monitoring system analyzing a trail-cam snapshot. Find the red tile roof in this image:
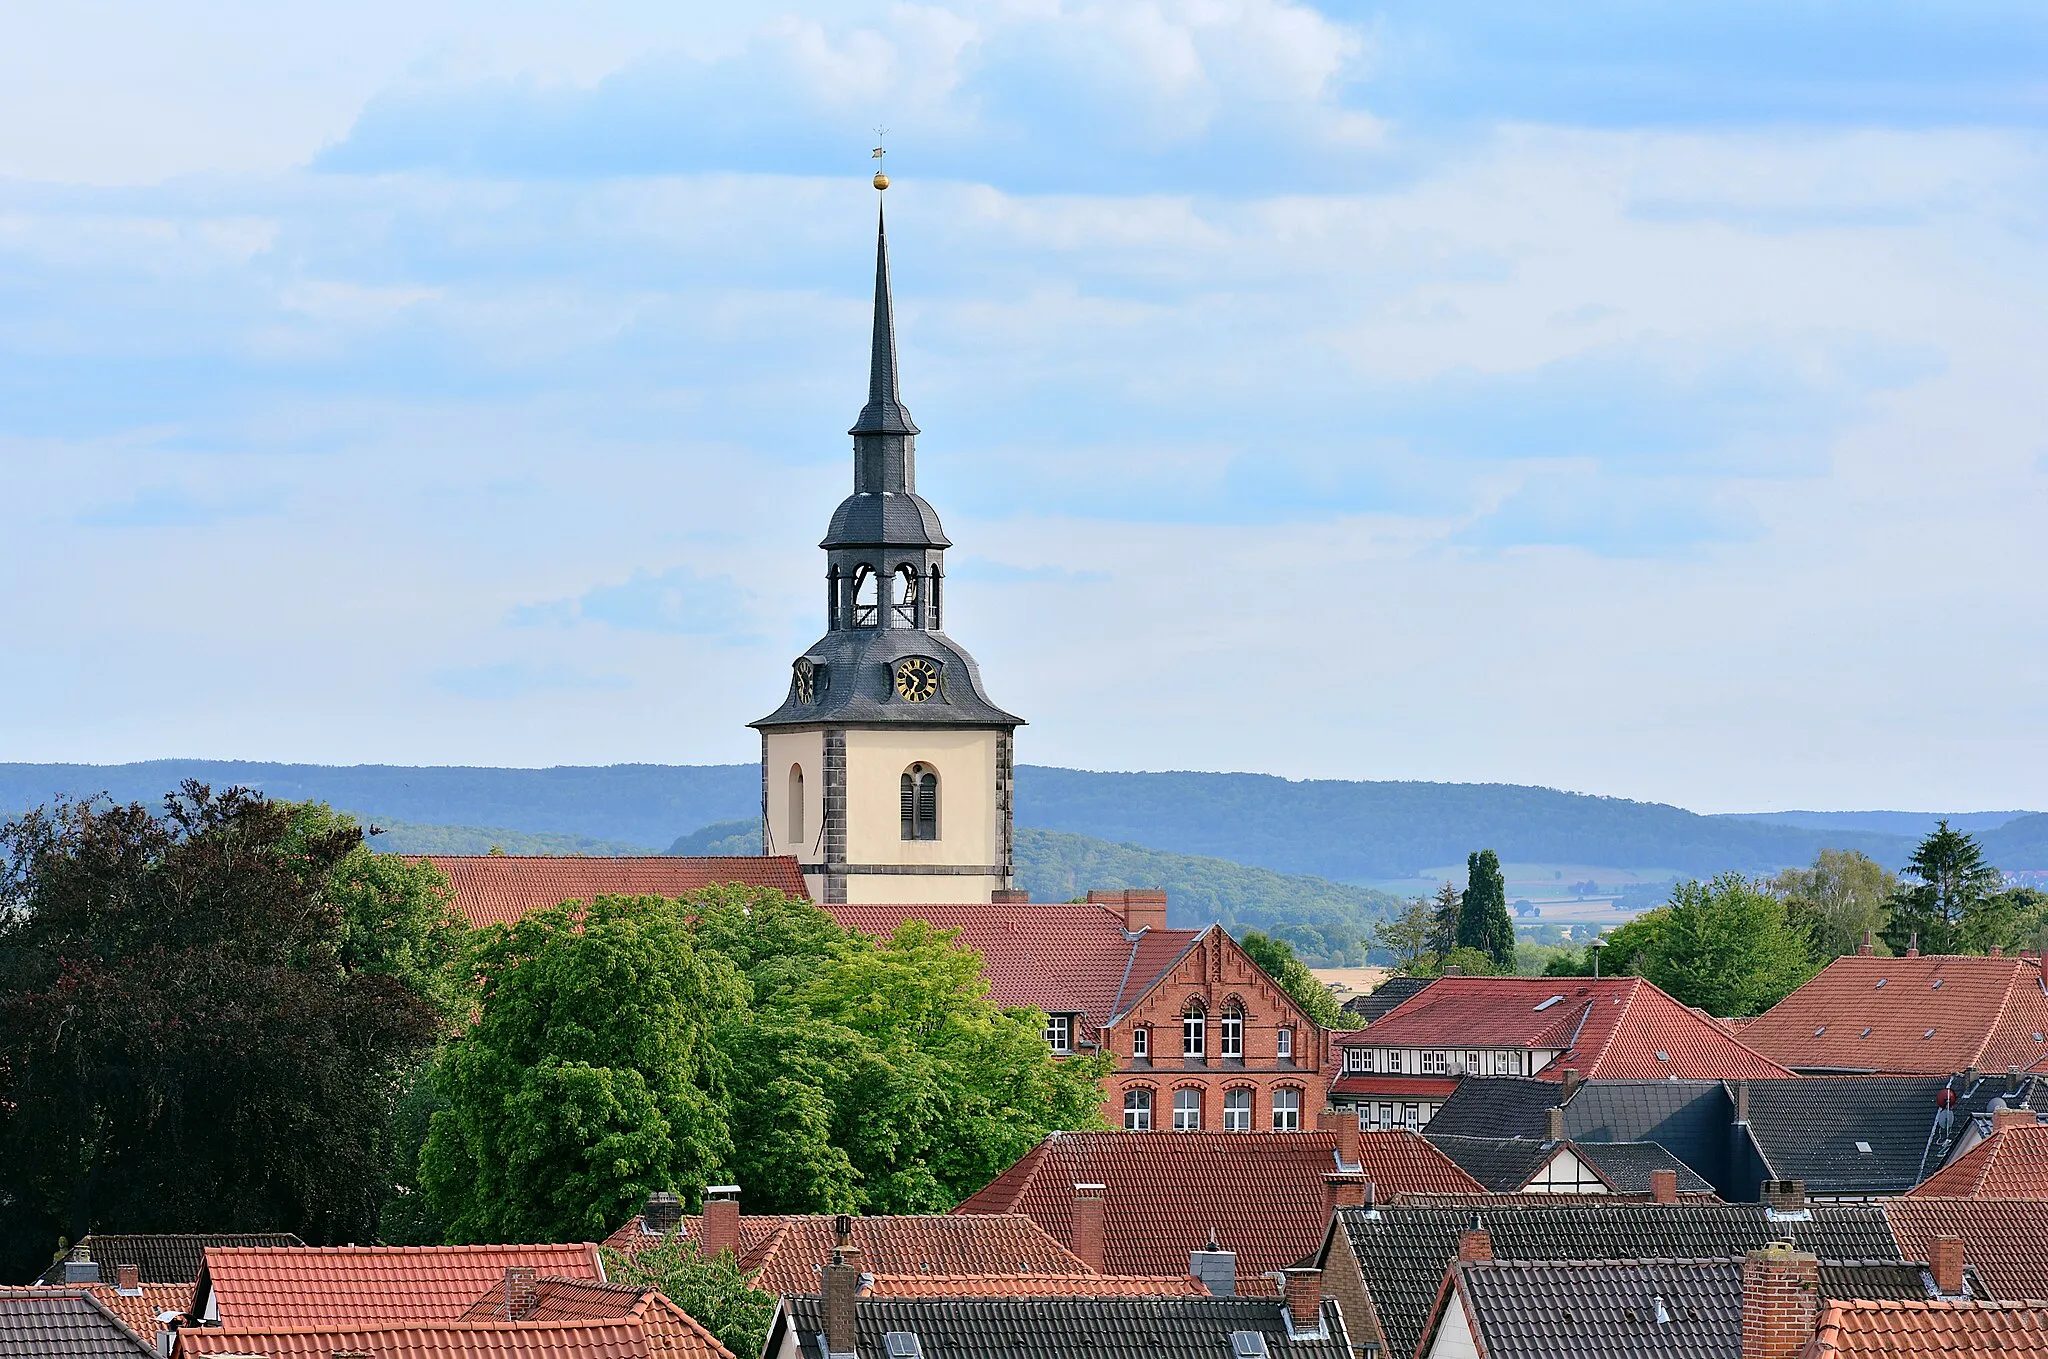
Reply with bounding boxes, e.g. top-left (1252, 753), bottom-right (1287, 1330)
top-left (79, 1282), bottom-right (191, 1335)
top-left (861, 1274), bottom-right (1208, 1297)
top-left (196, 1244), bottom-right (605, 1330)
top-left (1329, 1076), bottom-right (1463, 1100)
top-left (601, 1214), bottom-right (1089, 1299)
top-left (175, 1319), bottom-right (677, 1358)
top-left (1331, 976), bottom-right (1793, 1081)
top-left (1743, 954), bottom-right (2048, 1075)
top-left (821, 902), bottom-right (1202, 1037)
top-left (1911, 1121), bottom-right (2048, 1199)
top-left (1803, 1299), bottom-right (2048, 1357)
top-left (456, 1278), bottom-right (733, 1358)
top-left (1883, 1198), bottom-right (2048, 1301)
top-left (414, 856), bottom-right (808, 928)
top-left (953, 1130), bottom-right (1483, 1295)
